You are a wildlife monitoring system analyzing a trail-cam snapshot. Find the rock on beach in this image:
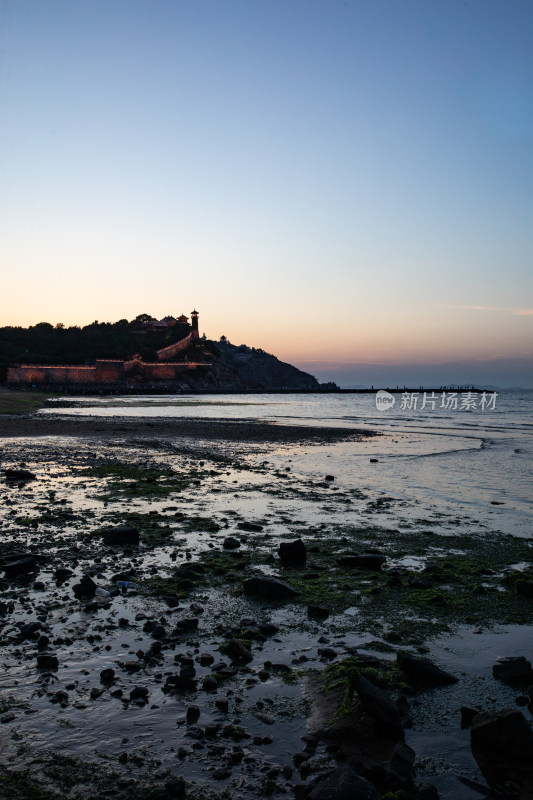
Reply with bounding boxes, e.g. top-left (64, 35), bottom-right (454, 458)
top-left (243, 575), bottom-right (299, 600)
top-left (397, 651), bottom-right (458, 688)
